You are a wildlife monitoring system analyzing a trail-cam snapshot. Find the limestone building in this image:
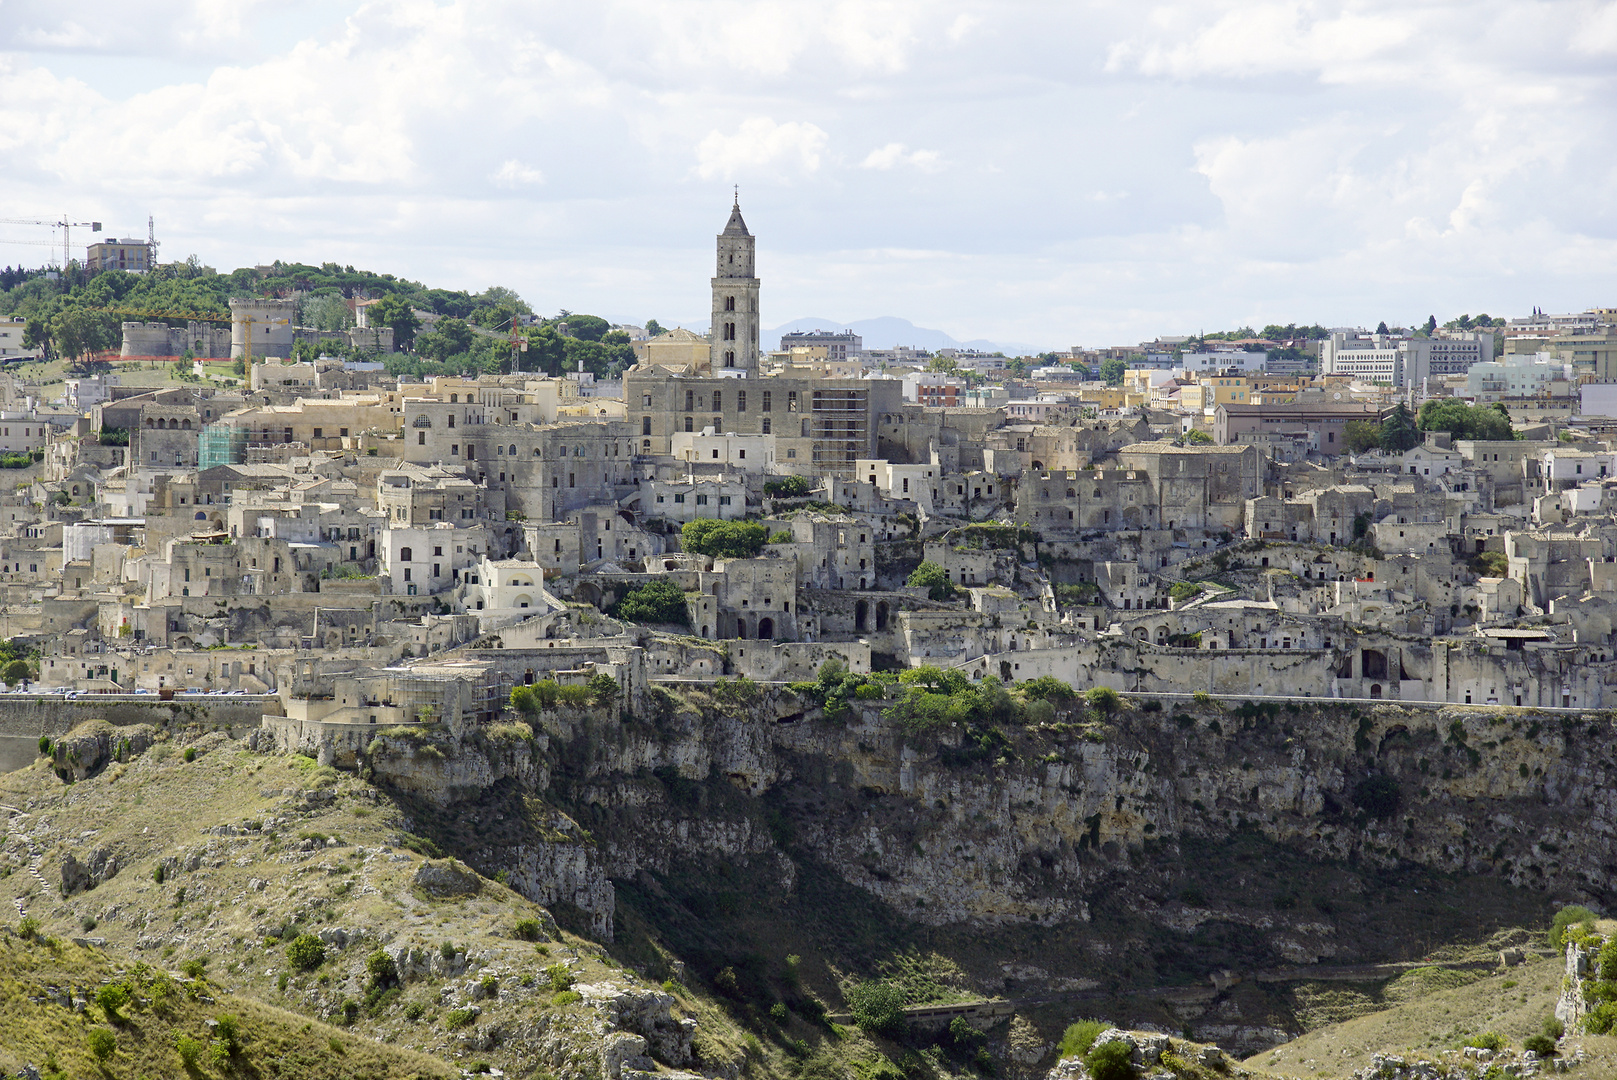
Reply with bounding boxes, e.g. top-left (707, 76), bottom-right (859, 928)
top-left (711, 195), bottom-right (760, 374)
top-left (625, 200), bottom-right (902, 476)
